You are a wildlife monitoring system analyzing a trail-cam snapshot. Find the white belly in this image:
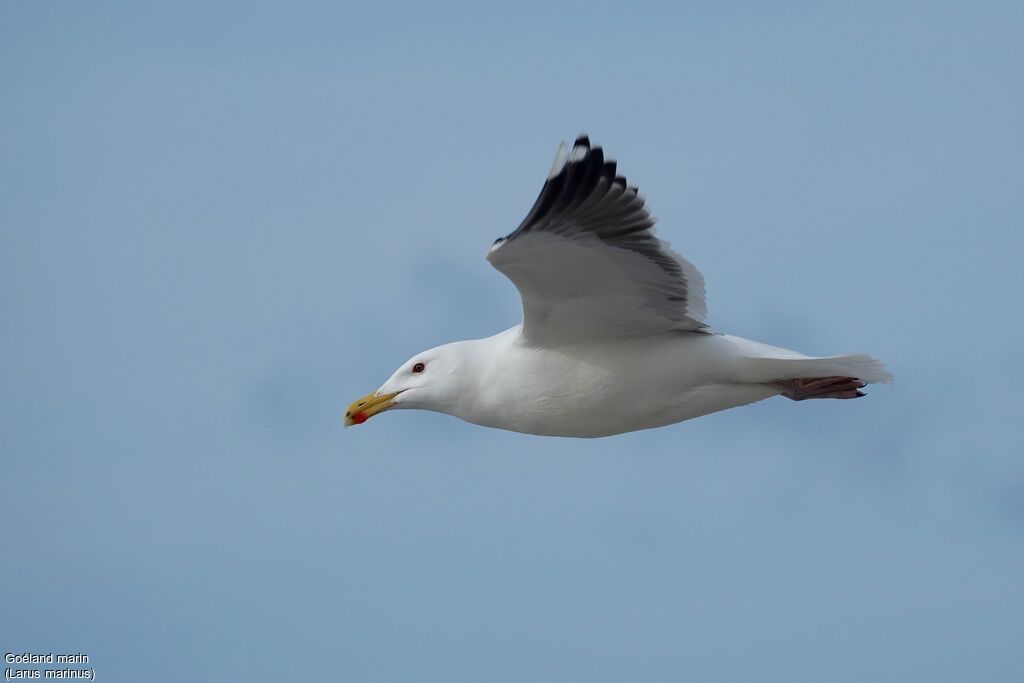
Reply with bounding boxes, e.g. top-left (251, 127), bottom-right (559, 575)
top-left (454, 331), bottom-right (779, 438)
